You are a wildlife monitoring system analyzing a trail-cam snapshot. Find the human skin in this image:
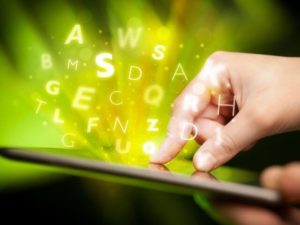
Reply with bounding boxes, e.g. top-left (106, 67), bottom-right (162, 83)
top-left (214, 163), bottom-right (300, 225)
top-left (150, 51), bottom-right (300, 172)
top-left (149, 162), bottom-right (300, 224)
